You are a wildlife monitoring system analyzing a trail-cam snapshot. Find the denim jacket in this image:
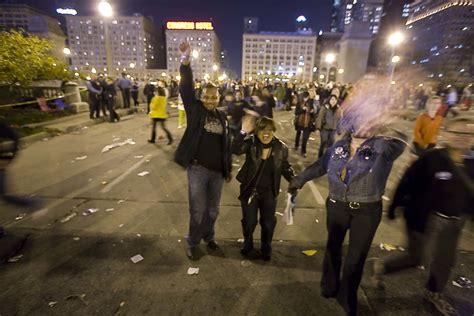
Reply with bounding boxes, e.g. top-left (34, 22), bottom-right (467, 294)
top-left (291, 133), bottom-right (407, 203)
